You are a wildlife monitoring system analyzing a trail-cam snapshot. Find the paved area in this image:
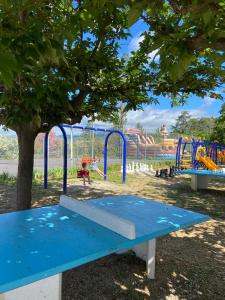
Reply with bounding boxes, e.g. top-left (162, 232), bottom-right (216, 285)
top-left (0, 160), bottom-right (19, 175)
top-left (0, 159), bottom-right (121, 176)
top-left (0, 159), bottom-right (65, 176)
